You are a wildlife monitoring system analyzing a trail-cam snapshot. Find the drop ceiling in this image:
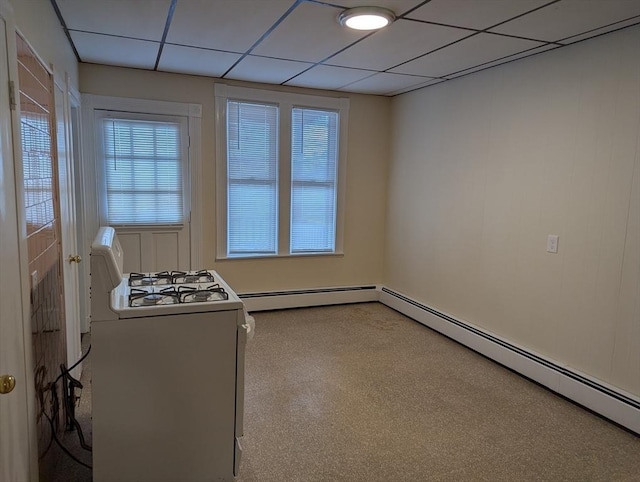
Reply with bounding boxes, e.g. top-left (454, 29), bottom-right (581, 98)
top-left (53, 0), bottom-right (640, 96)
